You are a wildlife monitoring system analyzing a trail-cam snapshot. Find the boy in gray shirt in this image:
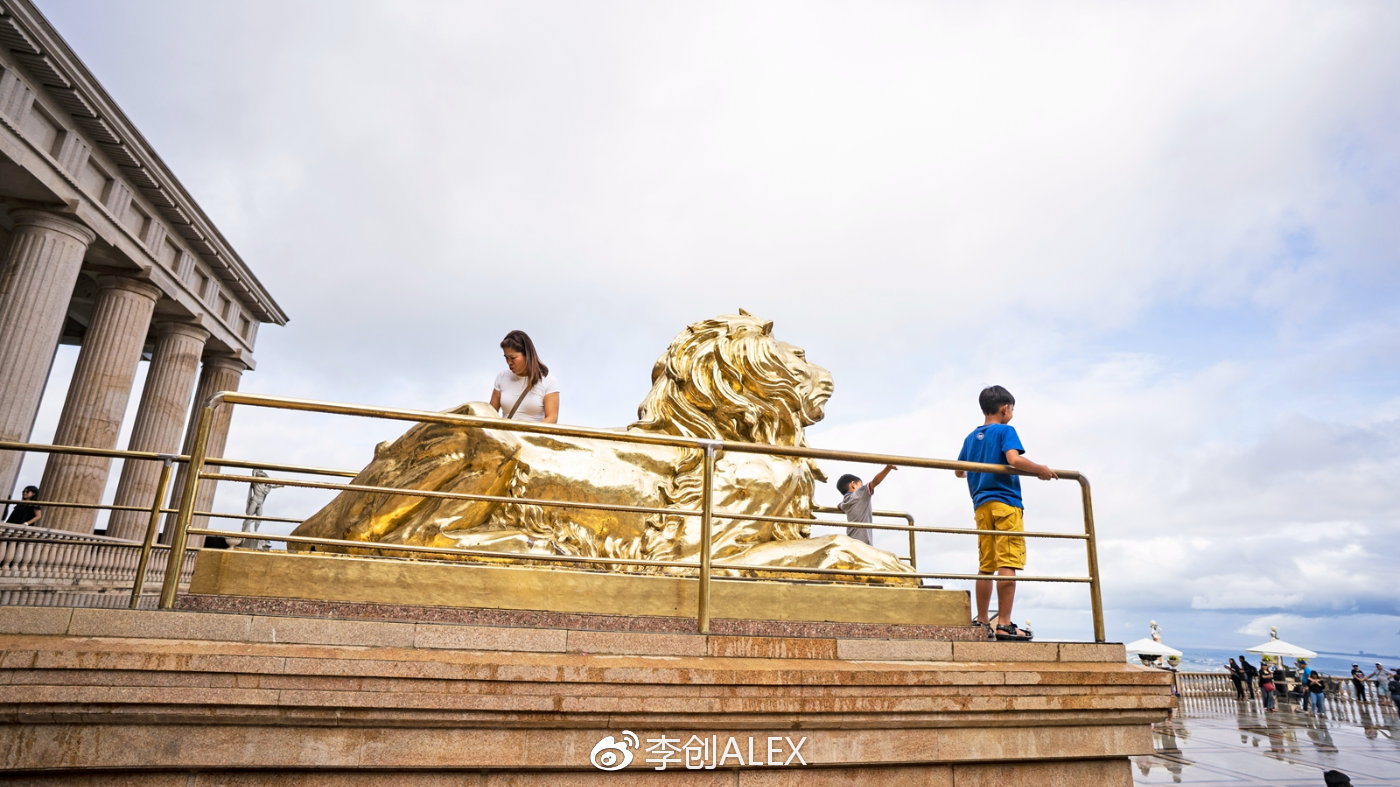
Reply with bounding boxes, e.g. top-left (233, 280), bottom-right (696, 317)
top-left (836, 464), bottom-right (897, 545)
